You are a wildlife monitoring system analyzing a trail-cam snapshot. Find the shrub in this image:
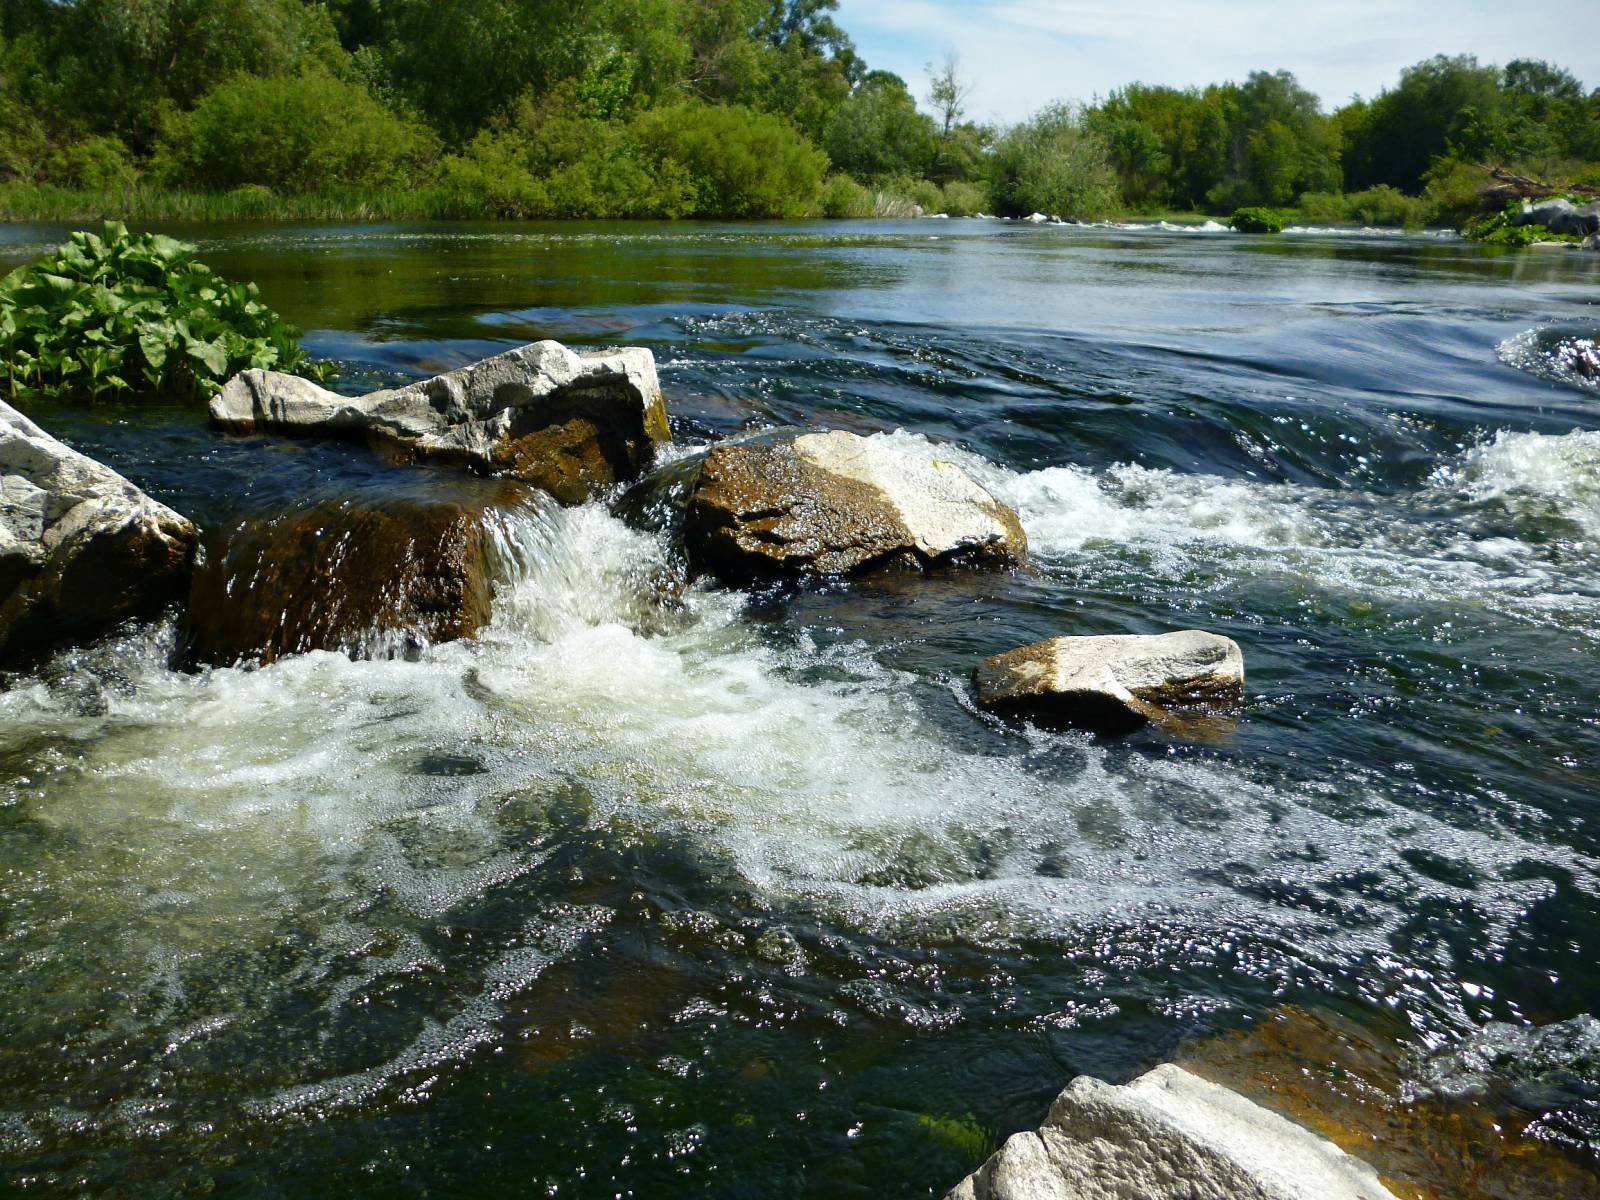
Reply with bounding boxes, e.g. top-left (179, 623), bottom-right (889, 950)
top-left (1230, 206), bottom-right (1285, 233)
top-left (0, 221), bottom-right (332, 404)
top-left (435, 94), bottom-right (695, 219)
top-left (908, 178), bottom-right (945, 213)
top-left (47, 135), bottom-right (137, 191)
top-left (939, 180), bottom-right (987, 216)
top-left (160, 73), bottom-right (437, 193)
top-left (818, 174), bottom-right (874, 218)
top-left (633, 101), bottom-right (827, 218)
top-left (989, 104), bottom-right (1118, 219)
